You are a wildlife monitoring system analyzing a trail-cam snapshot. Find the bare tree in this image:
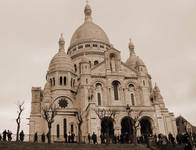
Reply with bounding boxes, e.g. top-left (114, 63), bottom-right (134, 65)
top-left (94, 108), bottom-right (116, 144)
top-left (42, 104), bottom-right (57, 144)
top-left (126, 105), bottom-right (143, 145)
top-left (75, 111), bottom-right (83, 144)
top-left (16, 101), bottom-right (24, 141)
